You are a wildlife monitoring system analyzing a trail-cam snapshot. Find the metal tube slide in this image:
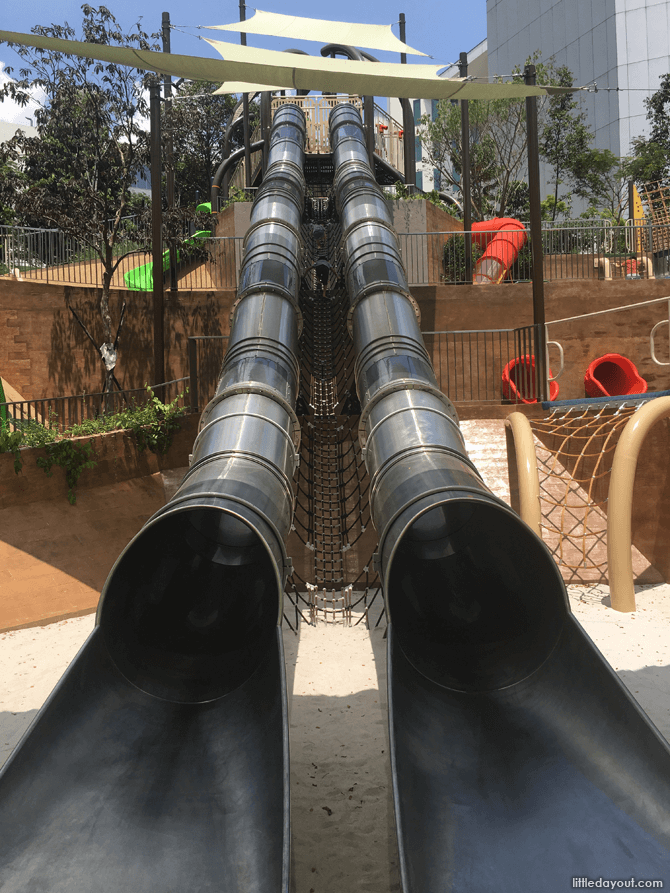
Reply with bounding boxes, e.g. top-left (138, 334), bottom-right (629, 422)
top-left (0, 103), bottom-right (307, 893)
top-left (471, 218), bottom-right (527, 284)
top-left (330, 103), bottom-right (670, 891)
